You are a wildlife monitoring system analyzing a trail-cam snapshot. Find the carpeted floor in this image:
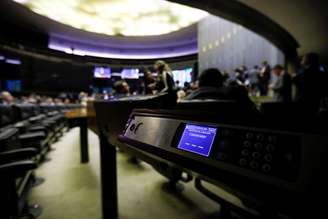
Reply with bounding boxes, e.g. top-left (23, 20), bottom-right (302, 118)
top-left (29, 128), bottom-right (242, 219)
